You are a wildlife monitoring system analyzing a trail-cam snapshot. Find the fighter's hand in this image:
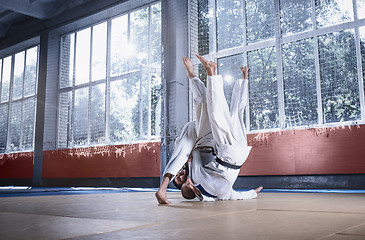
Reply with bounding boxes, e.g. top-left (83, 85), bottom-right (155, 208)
top-left (155, 190), bottom-right (171, 204)
top-left (239, 66), bottom-right (249, 80)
